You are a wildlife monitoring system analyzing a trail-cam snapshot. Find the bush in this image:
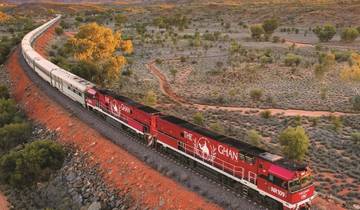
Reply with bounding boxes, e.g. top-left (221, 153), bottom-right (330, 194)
top-left (250, 24), bottom-right (265, 40)
top-left (272, 36), bottom-right (280, 43)
top-left (351, 95), bottom-right (360, 111)
top-left (313, 24), bottom-right (336, 42)
top-left (143, 90), bottom-right (157, 106)
top-left (0, 122), bottom-right (32, 151)
top-left (0, 99), bottom-right (21, 127)
top-left (209, 121), bottom-right (224, 134)
top-left (249, 88), bottom-right (263, 101)
top-left (284, 53), bottom-right (302, 66)
top-left (262, 18), bottom-right (279, 35)
top-left (341, 27), bottom-right (359, 42)
top-left (54, 27), bottom-right (63, 35)
top-left (0, 140), bottom-right (65, 187)
top-left (193, 112), bottom-right (204, 126)
top-left (260, 110), bottom-right (272, 119)
top-left (259, 55), bottom-right (273, 65)
top-left (330, 115), bottom-right (343, 132)
top-left (246, 129), bottom-right (262, 146)
top-left (351, 132), bottom-right (360, 146)
top-left (318, 52), bottom-right (335, 66)
top-left (0, 86), bottom-right (9, 99)
top-left (333, 50), bottom-right (351, 62)
top-left (279, 126), bottom-right (309, 161)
